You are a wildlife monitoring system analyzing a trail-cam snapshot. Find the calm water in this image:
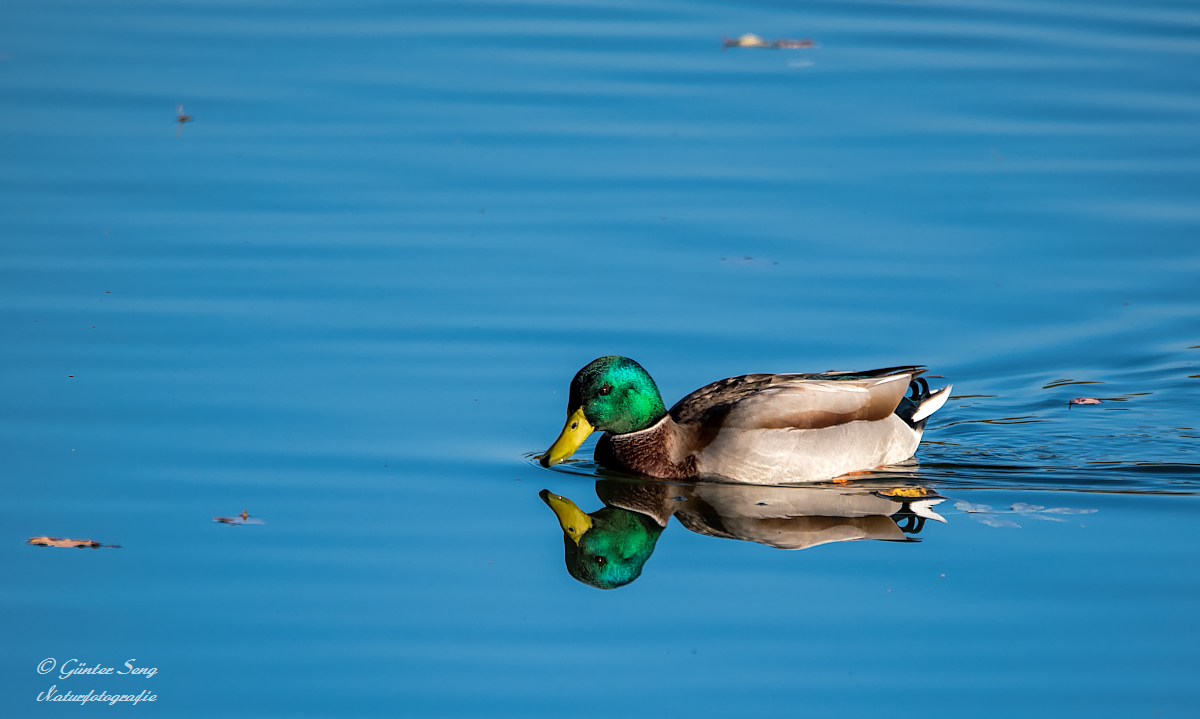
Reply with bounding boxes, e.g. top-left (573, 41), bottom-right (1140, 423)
top-left (2, 0), bottom-right (1199, 716)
